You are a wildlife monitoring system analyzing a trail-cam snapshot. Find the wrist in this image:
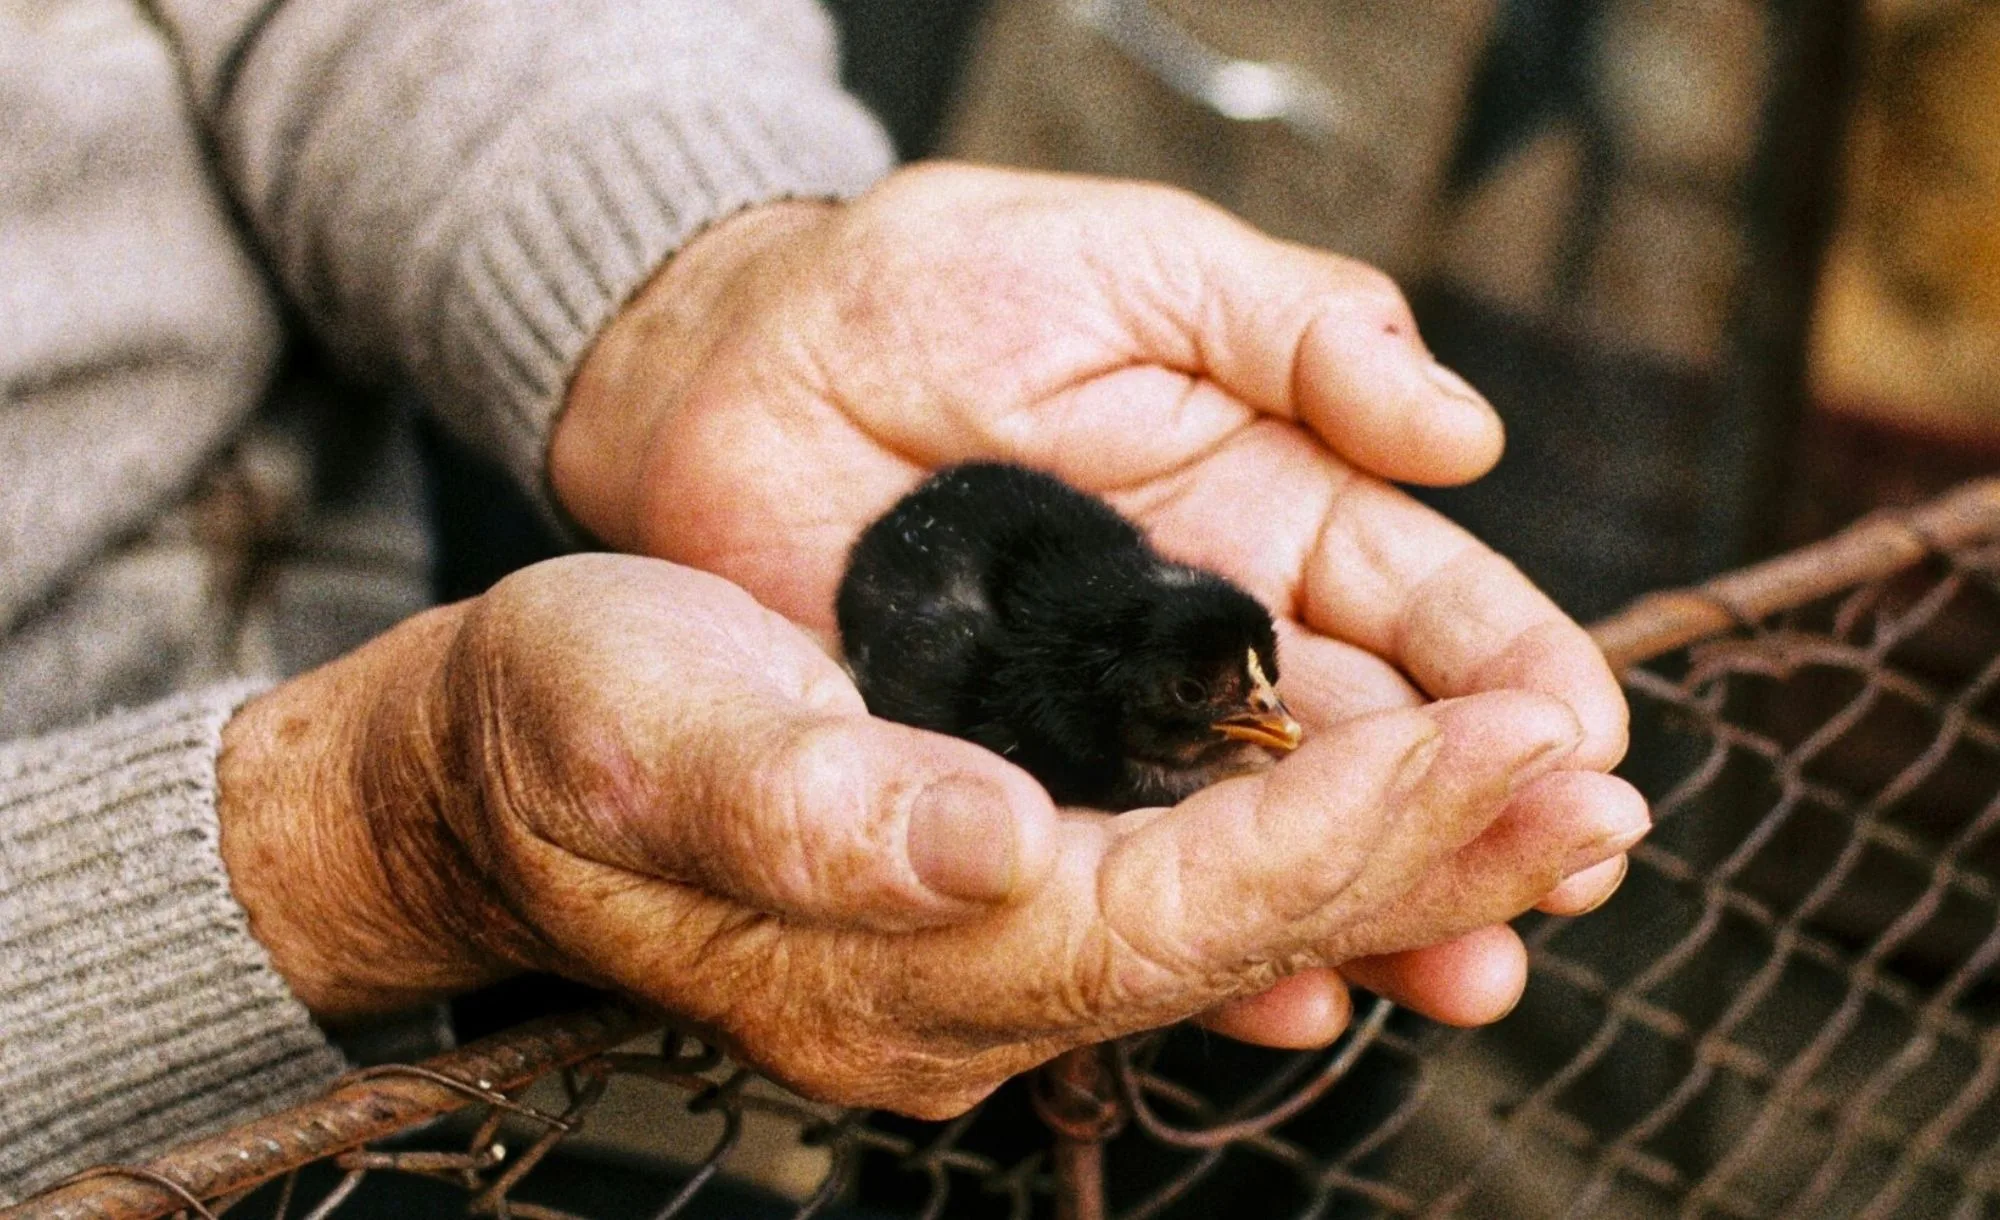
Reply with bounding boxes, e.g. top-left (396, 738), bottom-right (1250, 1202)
top-left (217, 602), bottom-right (525, 1018)
top-left (552, 199), bottom-right (838, 549)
